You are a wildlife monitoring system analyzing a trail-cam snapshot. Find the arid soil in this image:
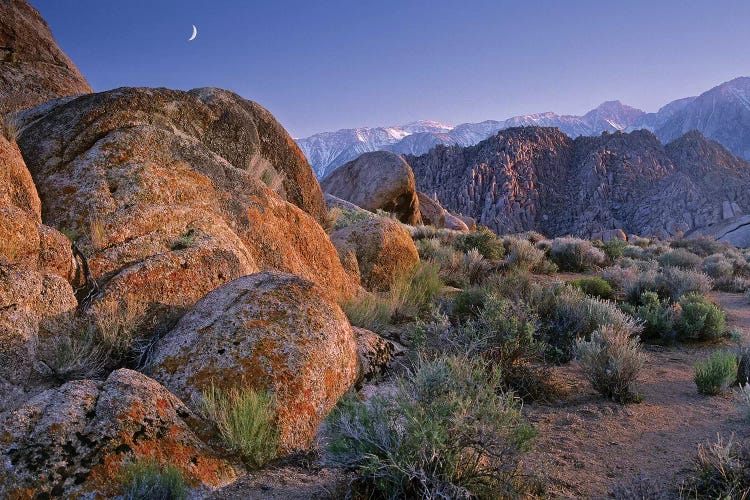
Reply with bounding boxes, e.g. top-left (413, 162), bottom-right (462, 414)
top-left (522, 290), bottom-right (750, 498)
